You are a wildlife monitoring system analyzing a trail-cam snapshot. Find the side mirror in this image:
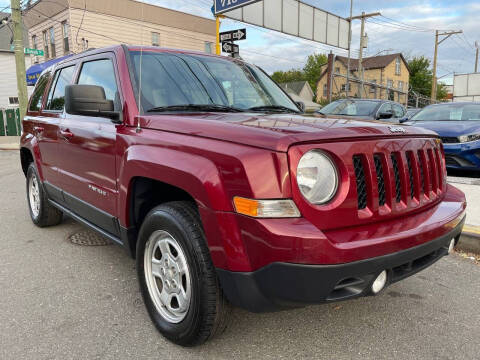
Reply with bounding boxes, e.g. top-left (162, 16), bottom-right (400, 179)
top-left (65, 85), bottom-right (121, 122)
top-left (377, 110), bottom-right (394, 120)
top-left (296, 101), bottom-right (305, 113)
top-left (399, 117), bottom-right (409, 124)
